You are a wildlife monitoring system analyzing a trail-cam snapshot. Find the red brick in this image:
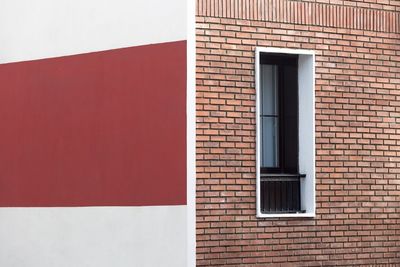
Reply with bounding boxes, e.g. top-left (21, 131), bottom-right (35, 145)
top-left (196, 1), bottom-right (400, 266)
